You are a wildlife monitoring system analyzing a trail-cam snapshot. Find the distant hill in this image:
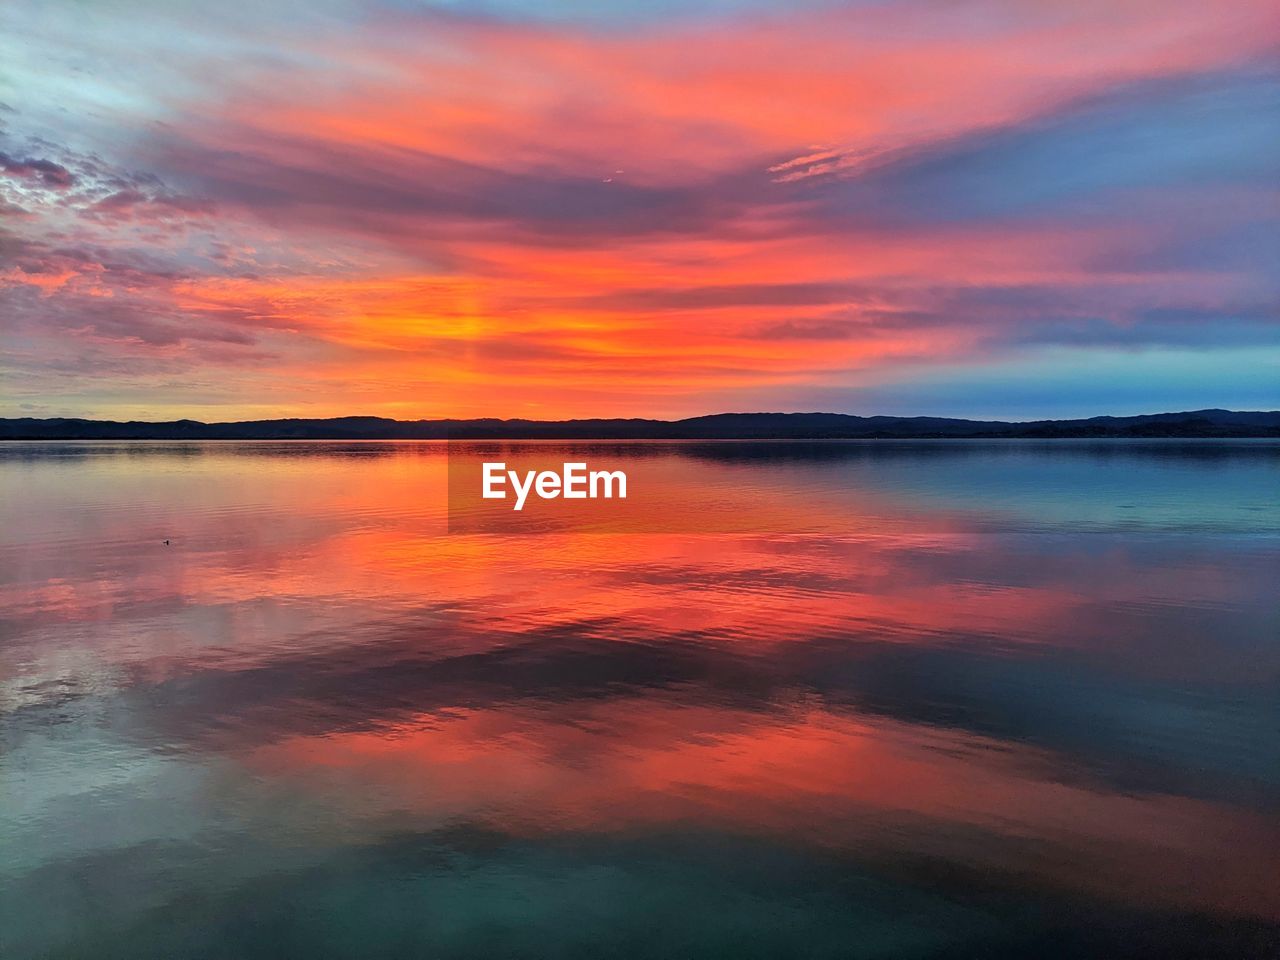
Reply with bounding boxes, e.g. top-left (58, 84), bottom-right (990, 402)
top-left (2, 410), bottom-right (1278, 440)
